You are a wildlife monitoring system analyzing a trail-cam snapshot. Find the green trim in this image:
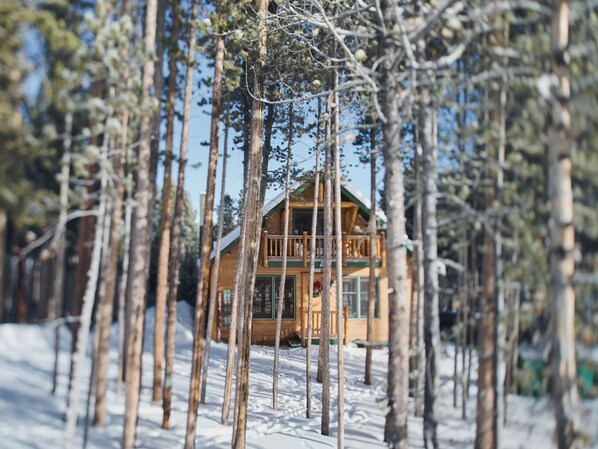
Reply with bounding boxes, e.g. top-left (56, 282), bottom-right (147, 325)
top-left (308, 338), bottom-right (340, 346)
top-left (267, 261), bottom-right (305, 268)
